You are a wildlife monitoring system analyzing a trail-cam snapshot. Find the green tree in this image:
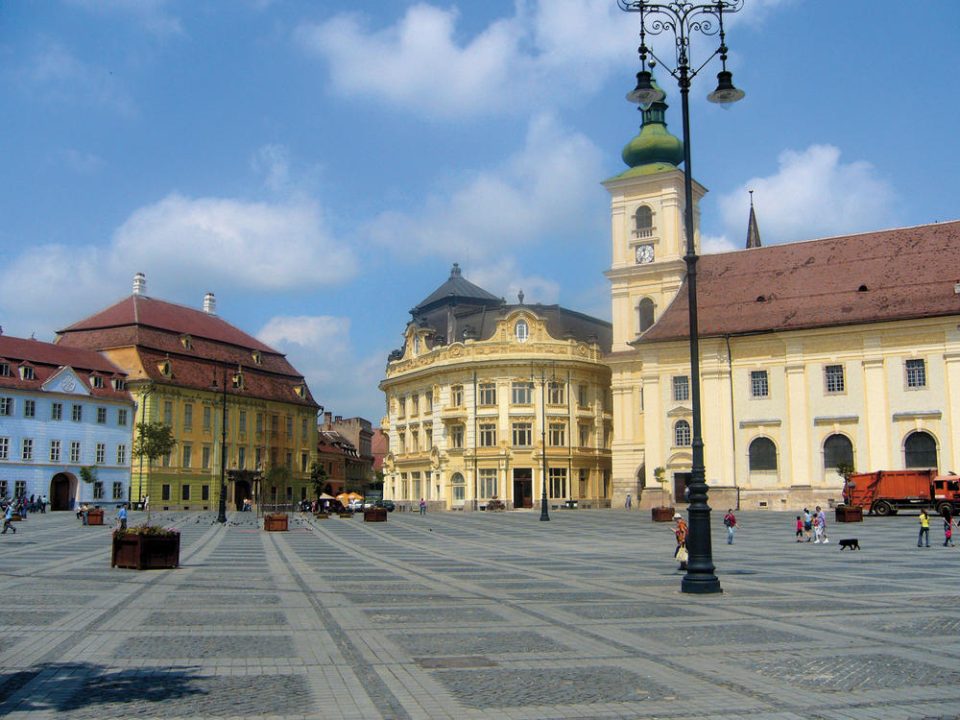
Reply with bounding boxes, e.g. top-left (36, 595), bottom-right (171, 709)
top-left (264, 466), bottom-right (291, 511)
top-left (309, 462), bottom-right (328, 500)
top-left (132, 421), bottom-right (177, 519)
top-left (79, 466), bottom-right (98, 484)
